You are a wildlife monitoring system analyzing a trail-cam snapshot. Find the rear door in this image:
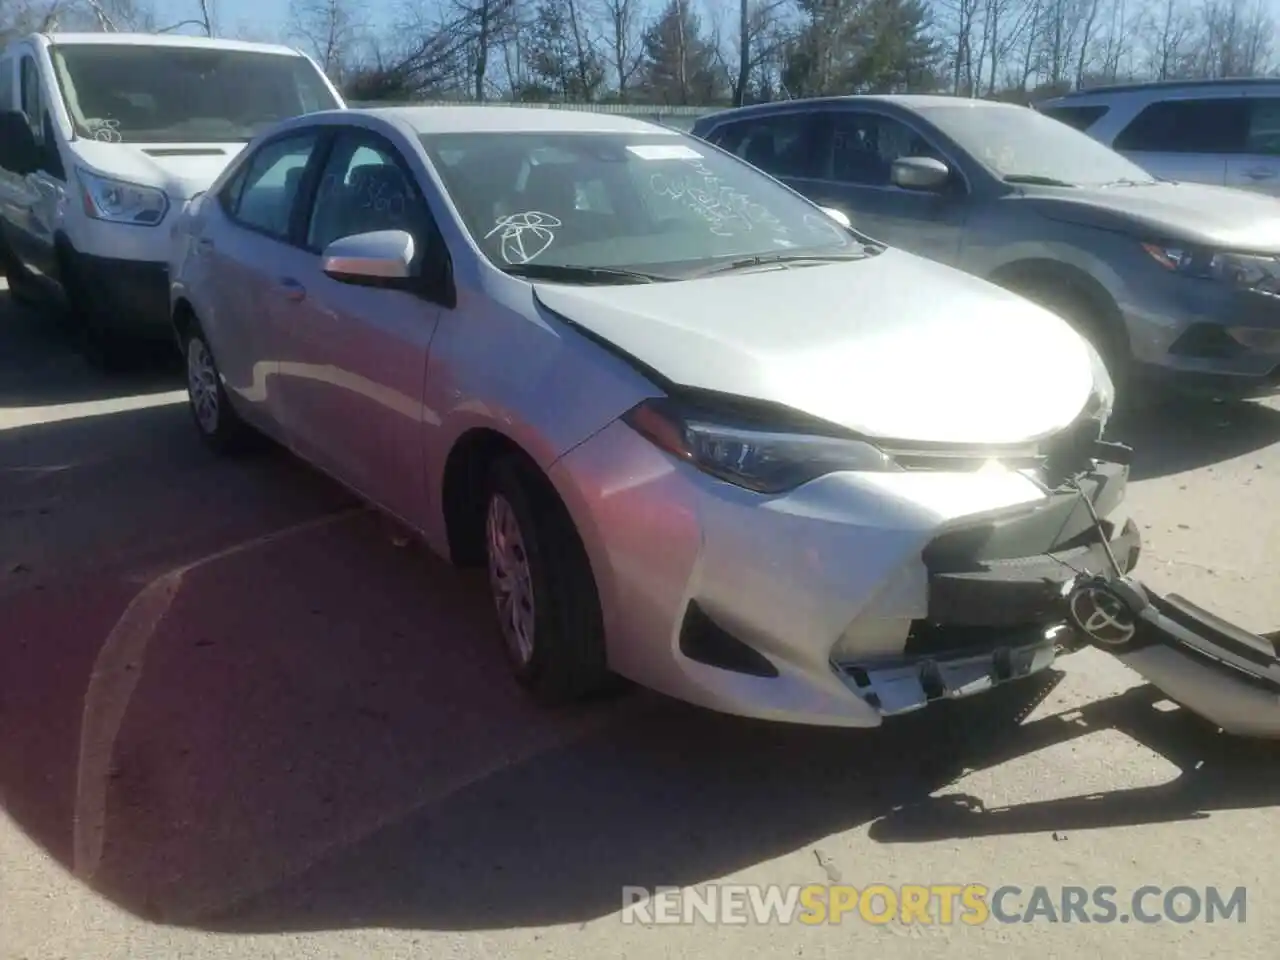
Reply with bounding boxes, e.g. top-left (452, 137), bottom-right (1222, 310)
top-left (196, 128), bottom-right (327, 425)
top-left (702, 109), bottom-right (828, 199)
top-left (1110, 97), bottom-right (1239, 186)
top-left (1226, 96), bottom-right (1280, 196)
